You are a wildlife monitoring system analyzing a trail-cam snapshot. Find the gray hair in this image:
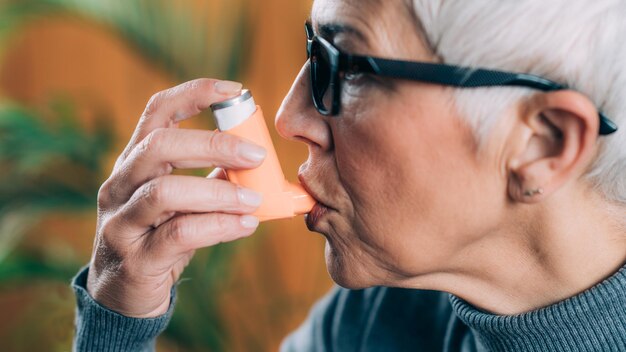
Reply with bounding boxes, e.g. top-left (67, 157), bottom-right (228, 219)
top-left (411, 0), bottom-right (626, 208)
